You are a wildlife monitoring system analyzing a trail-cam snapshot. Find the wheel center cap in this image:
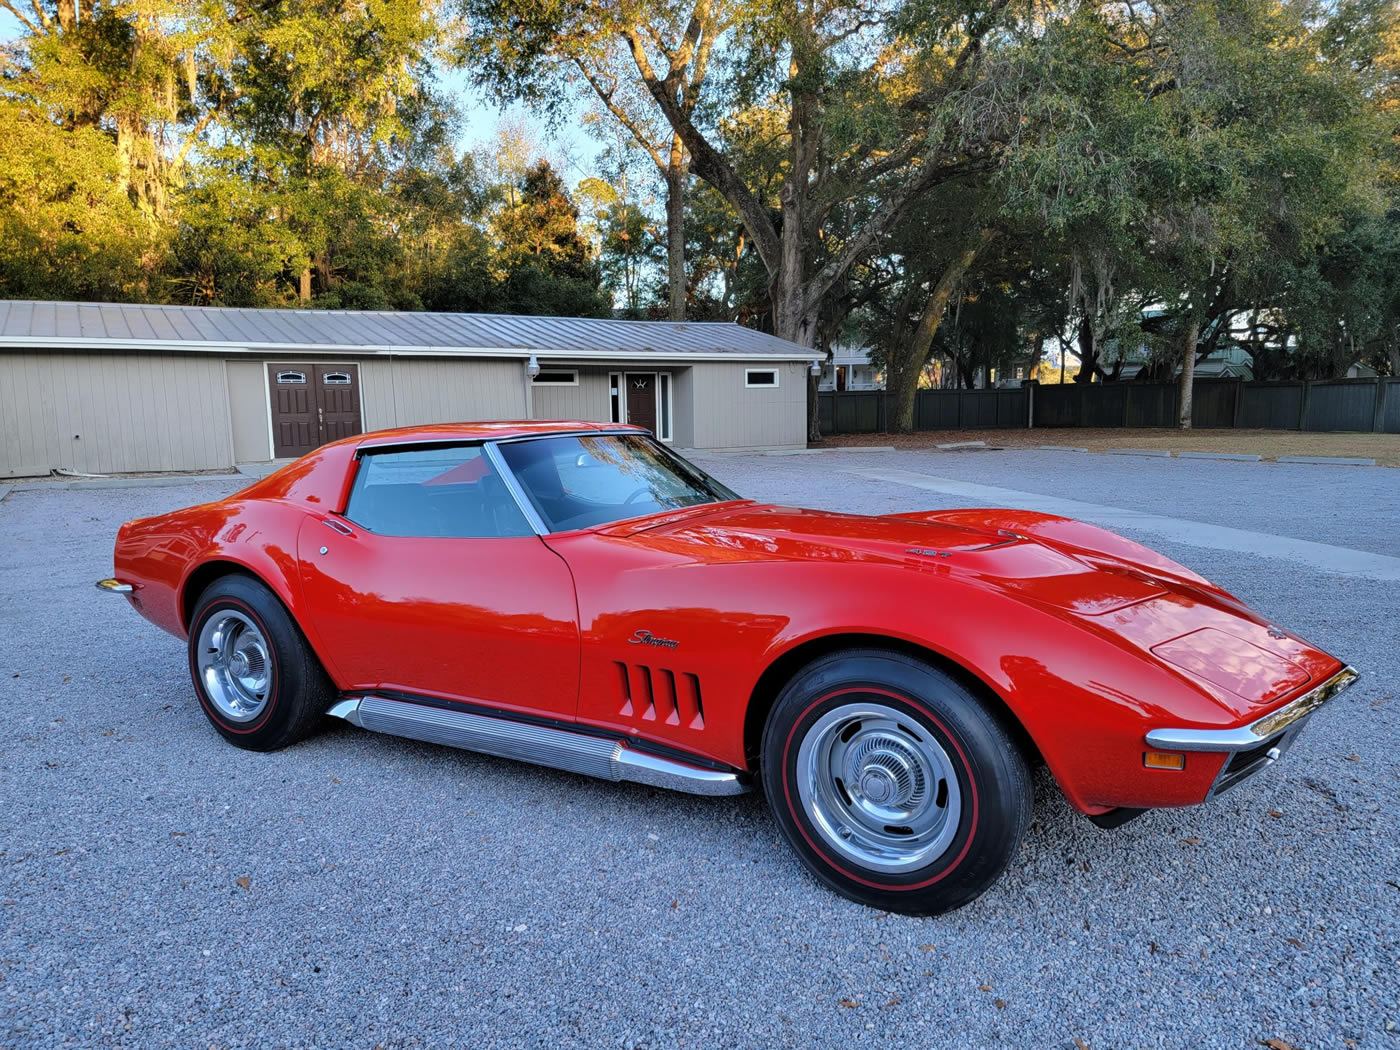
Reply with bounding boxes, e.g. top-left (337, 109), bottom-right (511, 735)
top-left (229, 652), bottom-right (249, 677)
top-left (860, 768), bottom-right (896, 804)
